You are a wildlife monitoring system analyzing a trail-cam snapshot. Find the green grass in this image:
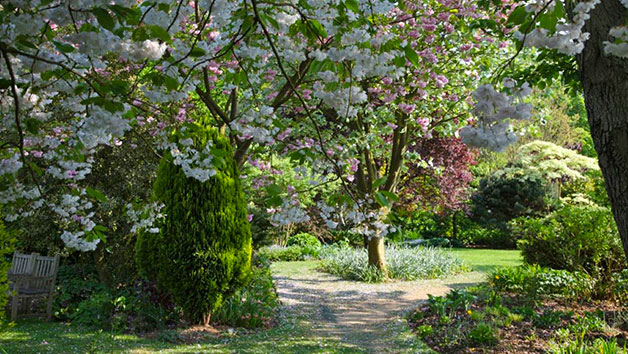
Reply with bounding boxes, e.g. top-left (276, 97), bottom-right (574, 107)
top-left (270, 259), bottom-right (319, 277)
top-left (0, 249), bottom-right (519, 353)
top-left (450, 248), bottom-right (522, 273)
top-left (0, 318), bottom-right (368, 354)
